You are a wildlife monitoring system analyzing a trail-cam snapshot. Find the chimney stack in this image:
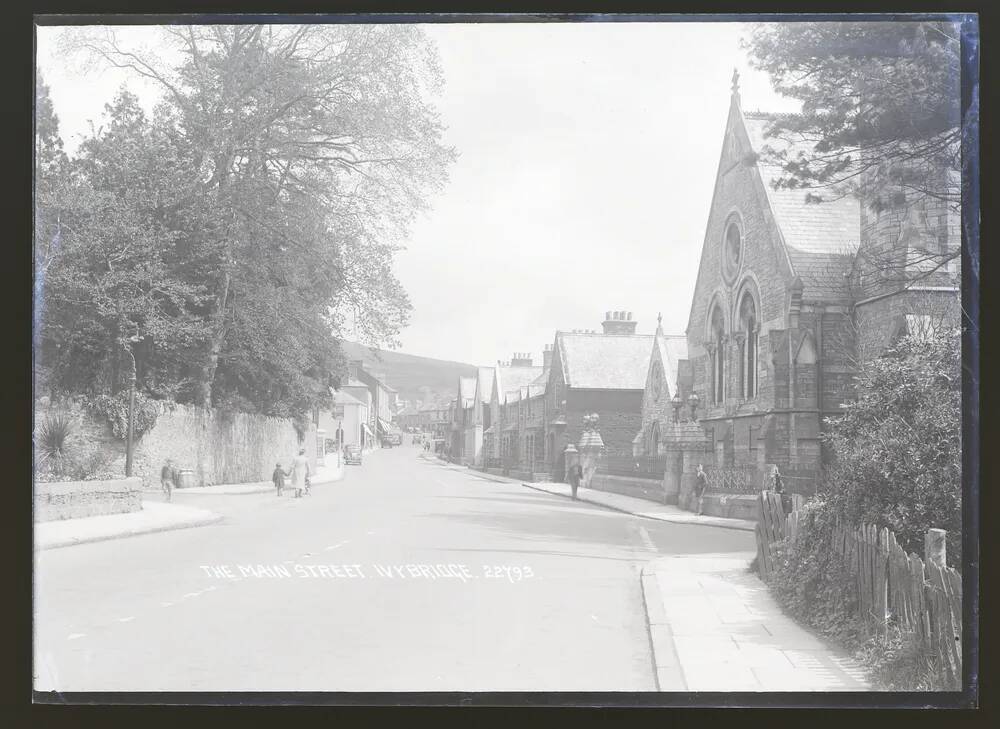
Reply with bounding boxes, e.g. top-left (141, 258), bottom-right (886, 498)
top-left (601, 310), bottom-right (638, 335)
top-left (511, 352), bottom-right (533, 367)
top-left (542, 343), bottom-right (553, 369)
